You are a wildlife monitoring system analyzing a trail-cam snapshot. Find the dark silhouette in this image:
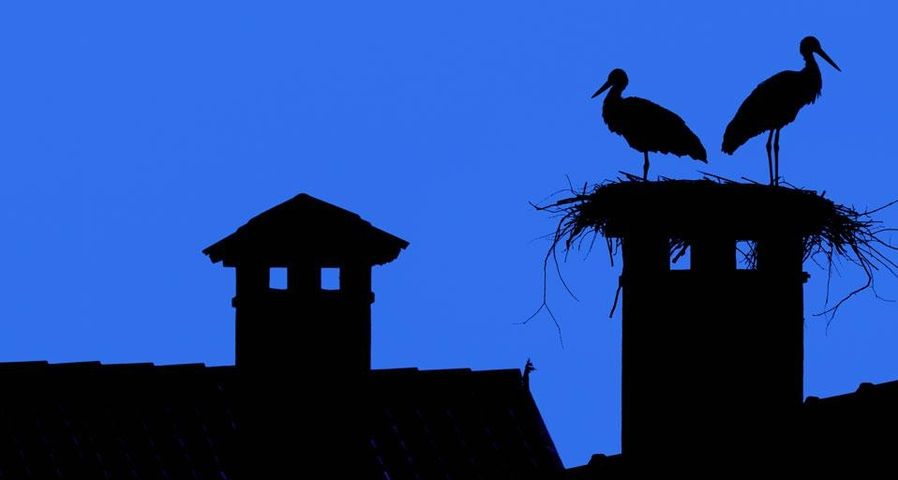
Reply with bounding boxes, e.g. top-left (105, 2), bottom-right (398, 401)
top-left (591, 68), bottom-right (707, 180)
top-left (3, 190), bottom-right (898, 478)
top-left (203, 193), bottom-right (409, 478)
top-left (722, 36), bottom-right (841, 185)
top-left (0, 194), bottom-right (563, 479)
top-left (202, 194), bottom-right (562, 479)
top-left (543, 180), bottom-right (898, 477)
top-left (0, 361), bottom-right (236, 479)
top-left (602, 181), bottom-right (816, 474)
top-left (523, 357), bottom-right (536, 389)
